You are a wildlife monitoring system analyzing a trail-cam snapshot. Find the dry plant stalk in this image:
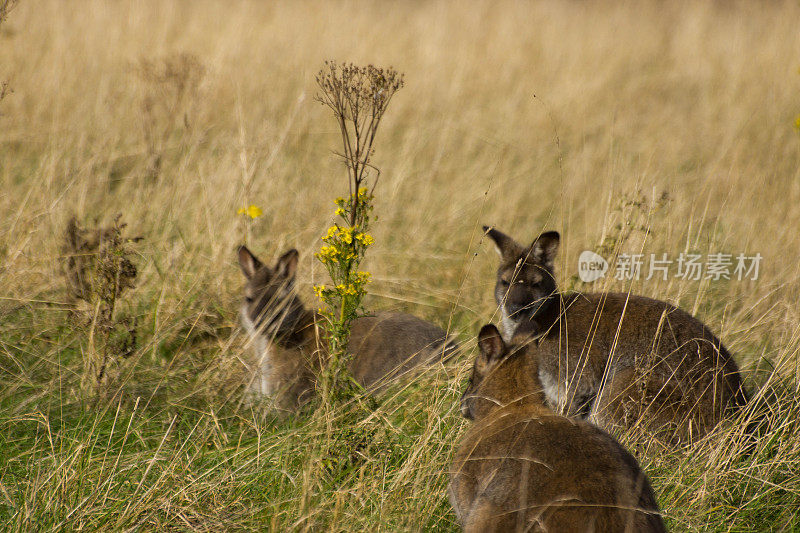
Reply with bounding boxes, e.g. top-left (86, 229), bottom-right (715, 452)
top-left (134, 52), bottom-right (205, 180)
top-left (62, 215), bottom-right (141, 401)
top-left (315, 61), bottom-right (403, 226)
